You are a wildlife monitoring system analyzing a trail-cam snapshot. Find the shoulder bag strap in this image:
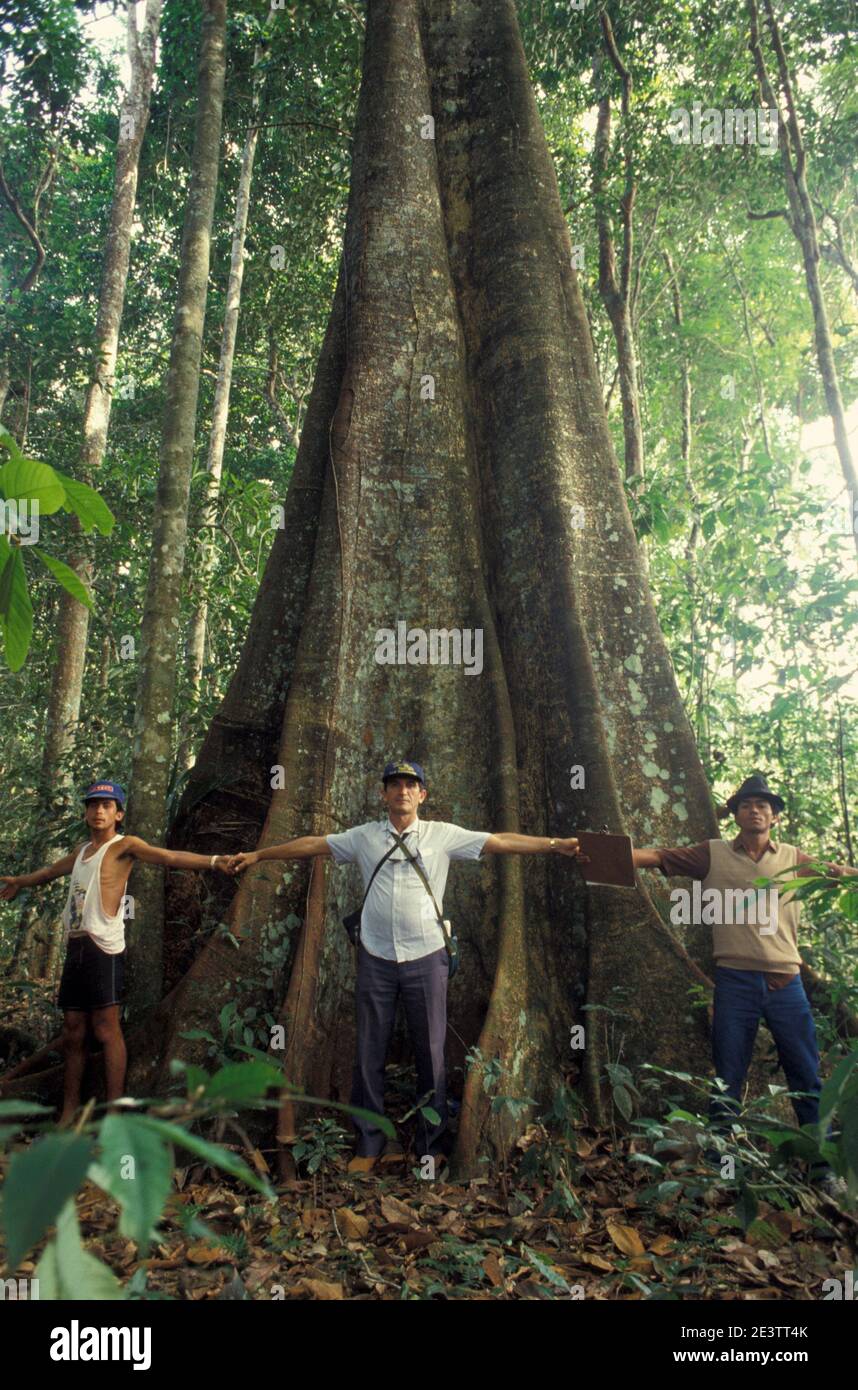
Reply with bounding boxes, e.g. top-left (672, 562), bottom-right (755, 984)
top-left (356, 840), bottom-right (401, 917)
